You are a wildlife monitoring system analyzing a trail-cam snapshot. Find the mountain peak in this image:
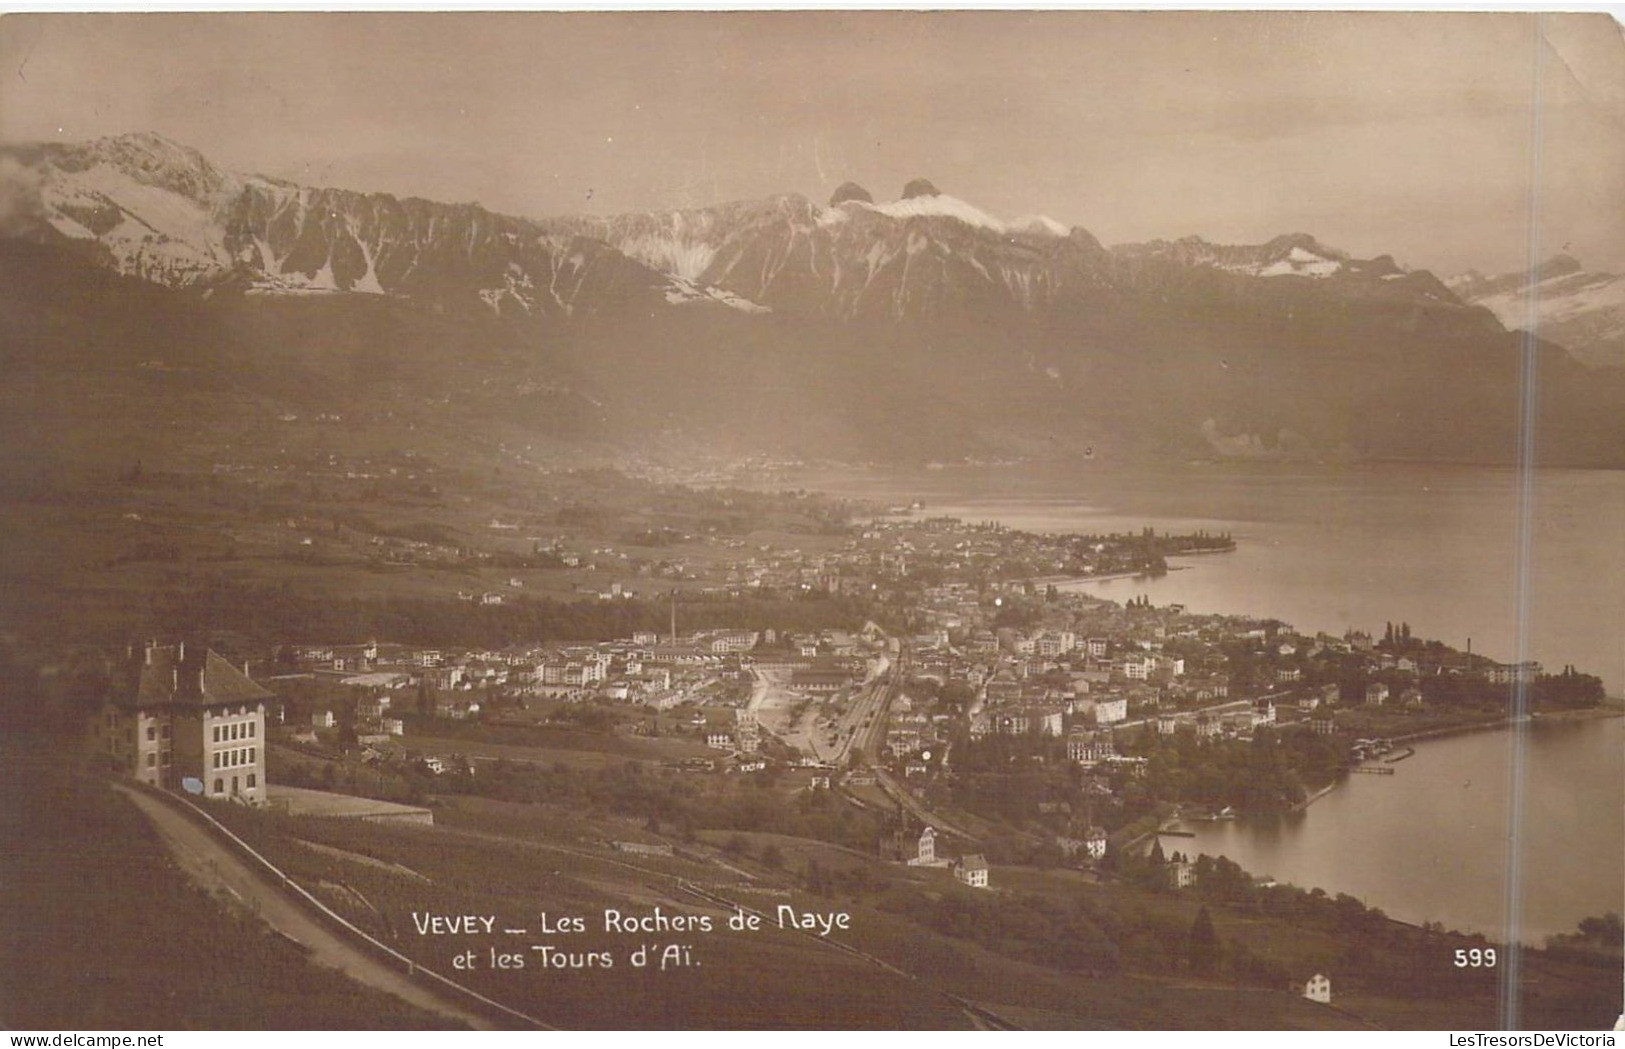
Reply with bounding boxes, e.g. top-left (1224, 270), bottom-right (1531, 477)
top-left (901, 178), bottom-right (941, 200)
top-left (829, 181), bottom-right (873, 206)
top-left (85, 130), bottom-right (224, 200)
top-left (102, 130), bottom-right (192, 151)
top-left (92, 131), bottom-right (209, 168)
top-left (1262, 232), bottom-right (1344, 260)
